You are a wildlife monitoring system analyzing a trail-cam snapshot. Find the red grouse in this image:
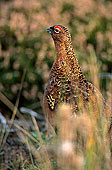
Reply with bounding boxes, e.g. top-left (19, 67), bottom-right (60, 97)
top-left (43, 25), bottom-right (111, 129)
